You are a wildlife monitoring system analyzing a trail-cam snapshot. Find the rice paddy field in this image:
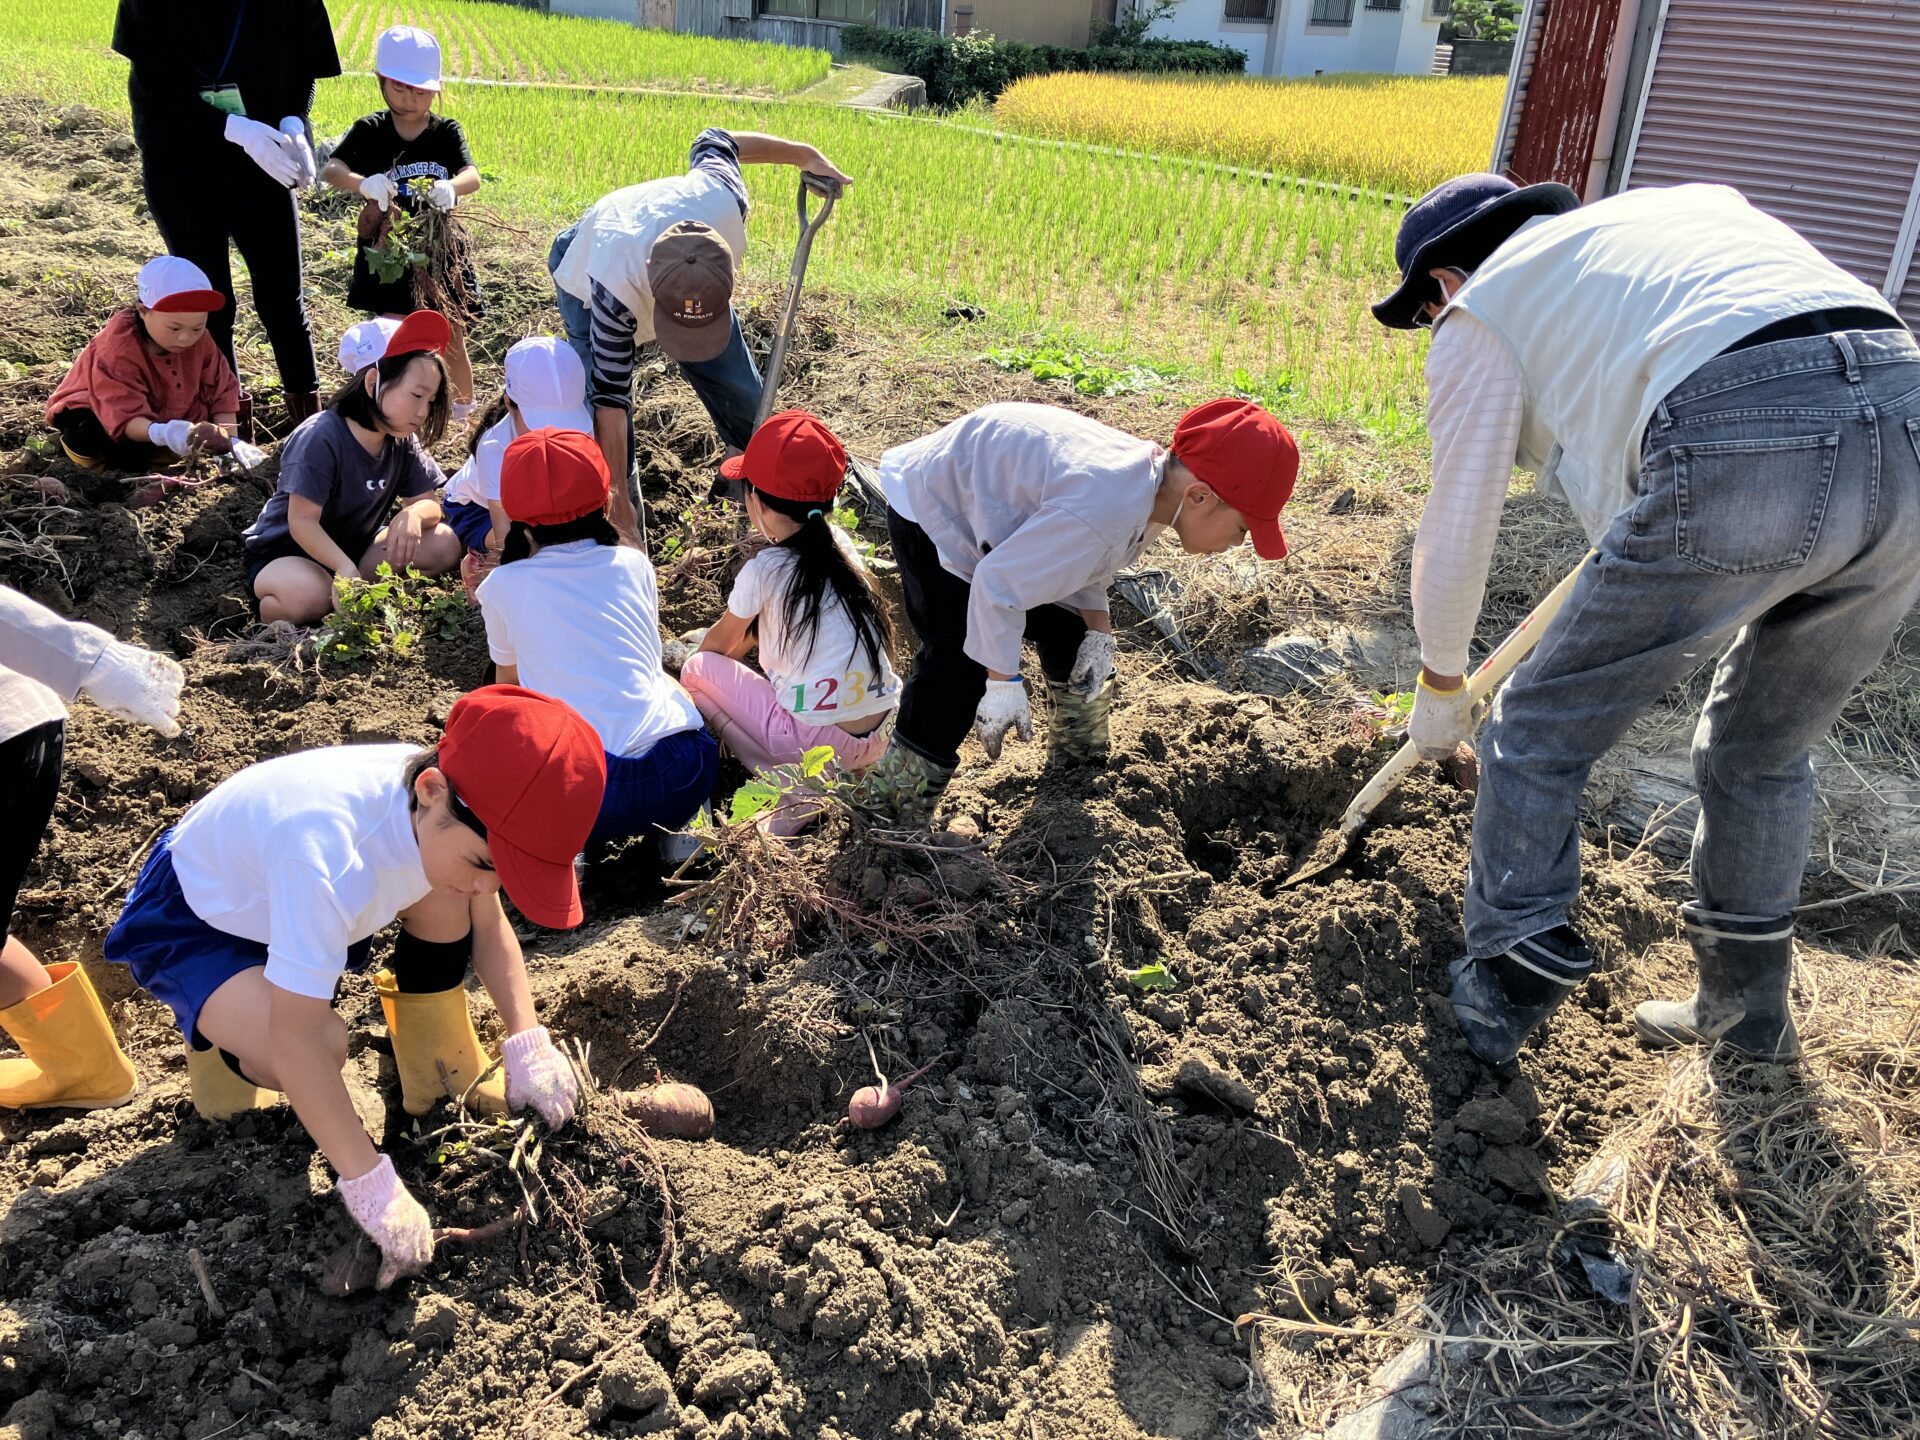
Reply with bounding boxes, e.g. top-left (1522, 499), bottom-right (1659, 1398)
top-left (330, 0), bottom-right (833, 93)
top-left (0, 0), bottom-right (1431, 430)
top-left (993, 71), bottom-right (1506, 196)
